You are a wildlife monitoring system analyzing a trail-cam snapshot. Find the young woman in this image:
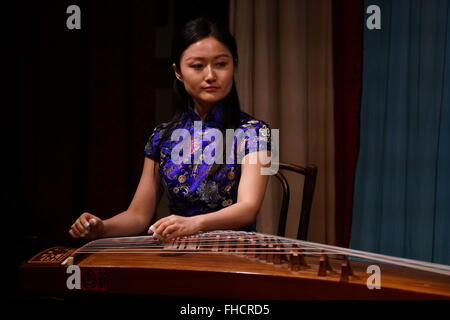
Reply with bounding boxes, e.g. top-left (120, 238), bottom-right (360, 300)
top-left (69, 17), bottom-right (272, 241)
